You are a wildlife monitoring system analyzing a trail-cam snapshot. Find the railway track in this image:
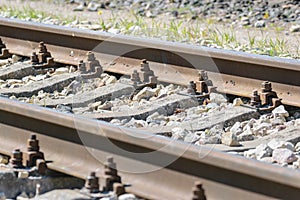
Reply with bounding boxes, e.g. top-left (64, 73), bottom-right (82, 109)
top-left (0, 17), bottom-right (300, 199)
